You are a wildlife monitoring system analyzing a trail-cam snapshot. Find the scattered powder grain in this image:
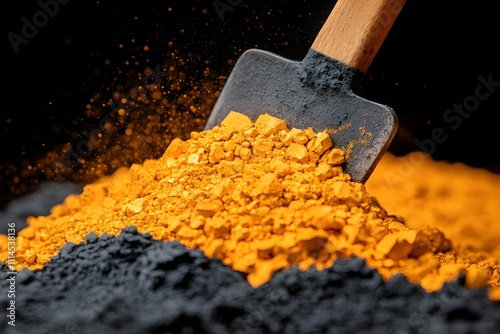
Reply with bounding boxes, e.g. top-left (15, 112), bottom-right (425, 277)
top-left (1, 112), bottom-right (499, 299)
